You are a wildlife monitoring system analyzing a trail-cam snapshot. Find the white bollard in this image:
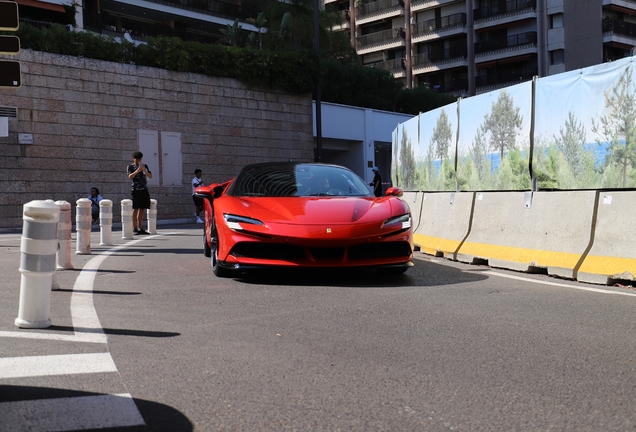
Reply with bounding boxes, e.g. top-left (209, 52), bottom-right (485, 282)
top-left (121, 199), bottom-right (133, 240)
top-left (55, 200), bottom-right (73, 270)
top-left (15, 200), bottom-right (60, 328)
top-left (99, 199), bottom-right (113, 246)
top-left (75, 198), bottom-right (92, 255)
top-left (148, 199), bottom-right (157, 235)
